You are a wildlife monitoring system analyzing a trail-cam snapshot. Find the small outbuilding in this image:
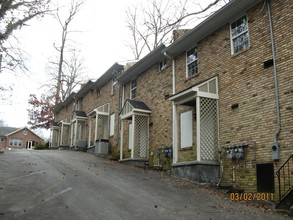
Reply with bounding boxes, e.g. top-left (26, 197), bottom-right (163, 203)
top-left (0, 127), bottom-right (43, 149)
